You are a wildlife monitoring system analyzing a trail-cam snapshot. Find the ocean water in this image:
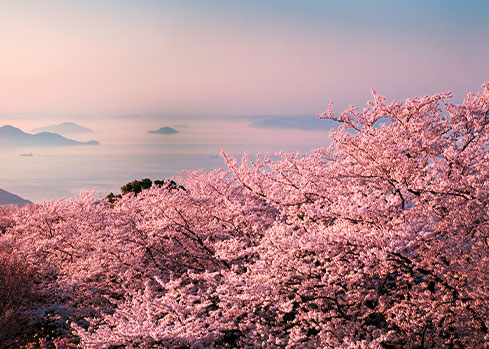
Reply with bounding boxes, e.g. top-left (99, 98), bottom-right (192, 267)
top-left (0, 119), bottom-right (332, 203)
top-left (0, 149), bottom-right (226, 203)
